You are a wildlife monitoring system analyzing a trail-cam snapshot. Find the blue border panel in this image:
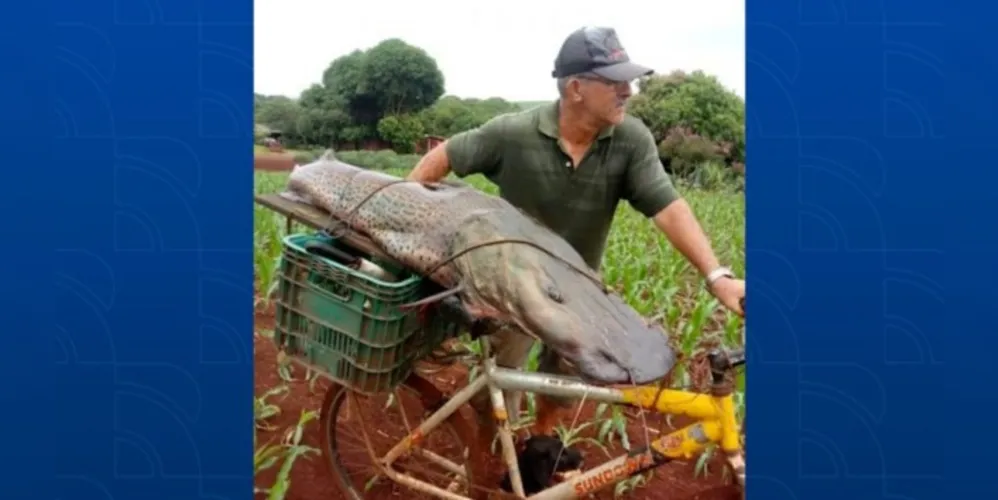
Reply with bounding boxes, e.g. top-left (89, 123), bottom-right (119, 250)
top-left (0, 0), bottom-right (253, 498)
top-left (747, 1), bottom-right (995, 499)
